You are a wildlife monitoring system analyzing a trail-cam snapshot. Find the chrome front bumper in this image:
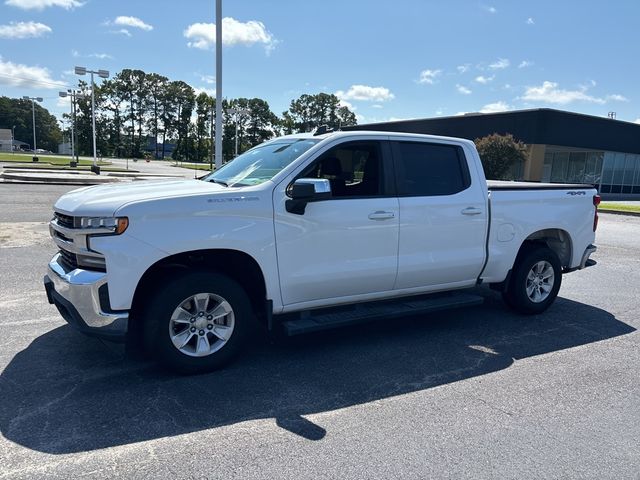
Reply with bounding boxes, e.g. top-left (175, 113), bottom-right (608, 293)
top-left (44, 253), bottom-right (129, 341)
